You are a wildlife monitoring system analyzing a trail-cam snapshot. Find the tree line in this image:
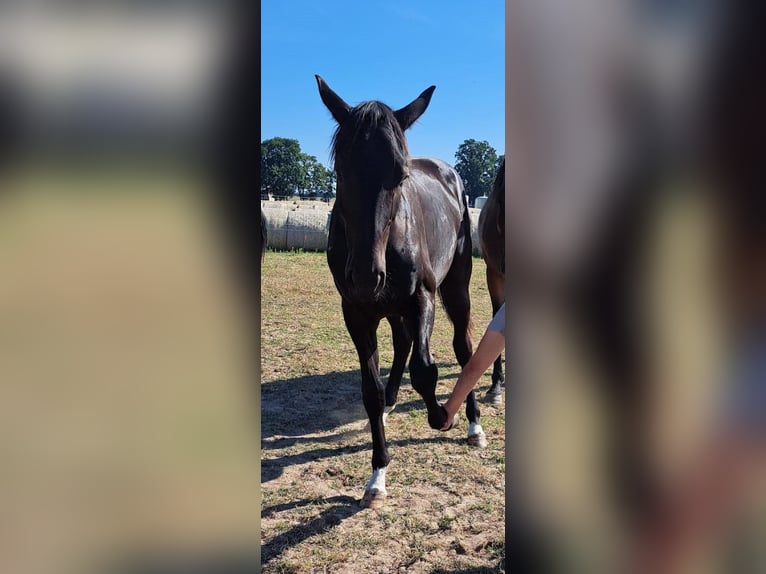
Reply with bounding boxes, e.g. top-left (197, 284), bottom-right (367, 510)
top-left (260, 138), bottom-right (336, 199)
top-left (261, 137), bottom-right (503, 204)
